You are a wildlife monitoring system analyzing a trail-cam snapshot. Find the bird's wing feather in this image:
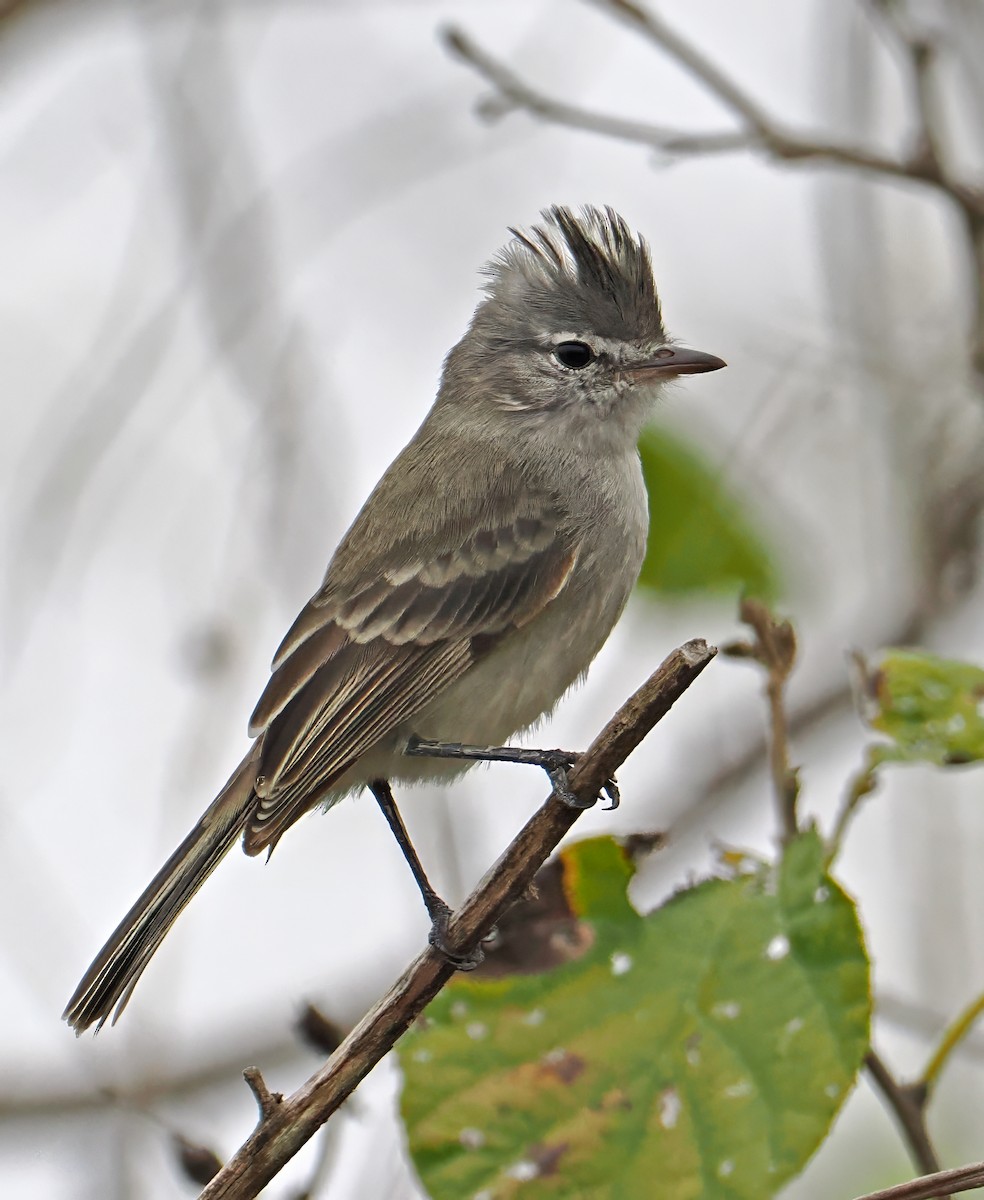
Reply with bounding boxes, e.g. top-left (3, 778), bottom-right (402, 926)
top-left (243, 468), bottom-right (577, 855)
